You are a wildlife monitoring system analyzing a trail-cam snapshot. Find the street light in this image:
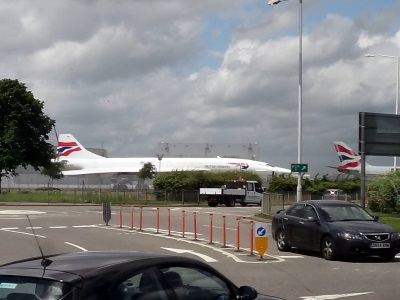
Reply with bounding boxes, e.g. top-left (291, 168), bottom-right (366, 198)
top-left (268, 0), bottom-right (303, 201)
top-left (365, 54), bottom-right (400, 171)
top-left (157, 154), bottom-right (164, 172)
